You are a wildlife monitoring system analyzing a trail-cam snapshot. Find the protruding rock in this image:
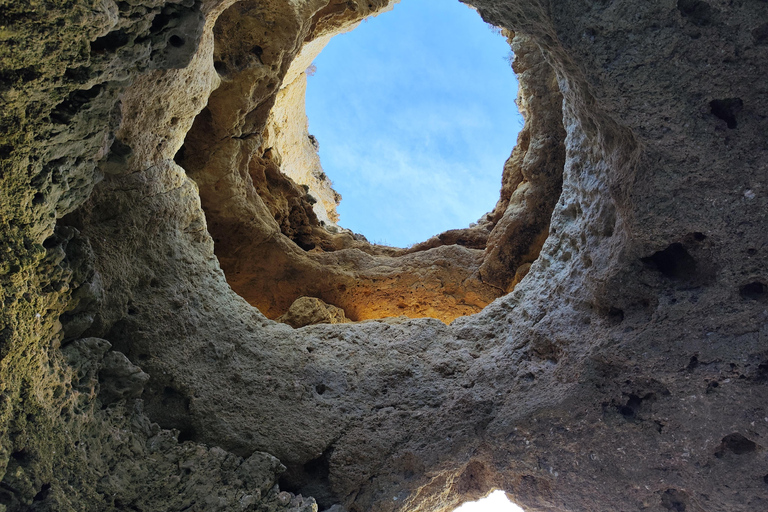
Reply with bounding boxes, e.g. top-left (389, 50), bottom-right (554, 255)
top-left (99, 351), bottom-right (150, 405)
top-left (277, 296), bottom-right (351, 328)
